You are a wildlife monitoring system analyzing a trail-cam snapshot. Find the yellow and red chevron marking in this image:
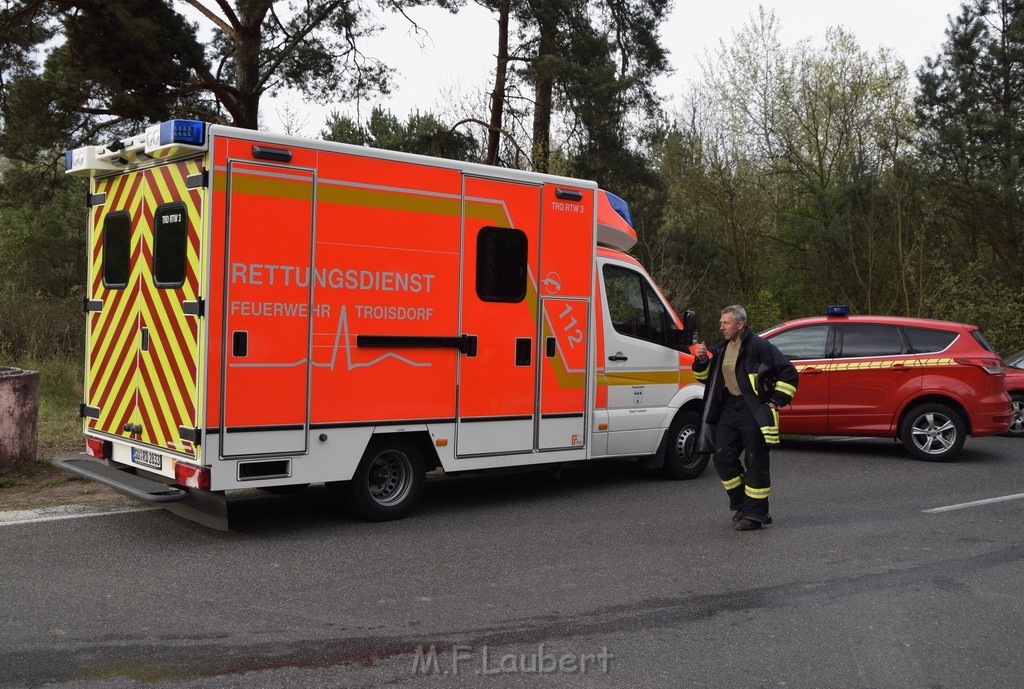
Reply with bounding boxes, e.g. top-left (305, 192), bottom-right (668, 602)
top-left (797, 358), bottom-right (957, 373)
top-left (85, 160), bottom-right (203, 458)
top-left (86, 172), bottom-right (145, 439)
top-left (137, 161), bottom-right (202, 456)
